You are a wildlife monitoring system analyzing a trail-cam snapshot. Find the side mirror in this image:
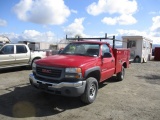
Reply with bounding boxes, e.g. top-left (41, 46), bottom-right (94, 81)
top-left (58, 48), bottom-right (64, 54)
top-left (103, 52), bottom-right (112, 58)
